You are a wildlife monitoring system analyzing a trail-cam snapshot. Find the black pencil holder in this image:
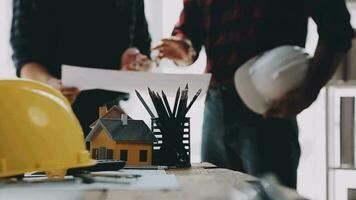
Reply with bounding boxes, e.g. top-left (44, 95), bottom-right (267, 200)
top-left (151, 117), bottom-right (191, 168)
